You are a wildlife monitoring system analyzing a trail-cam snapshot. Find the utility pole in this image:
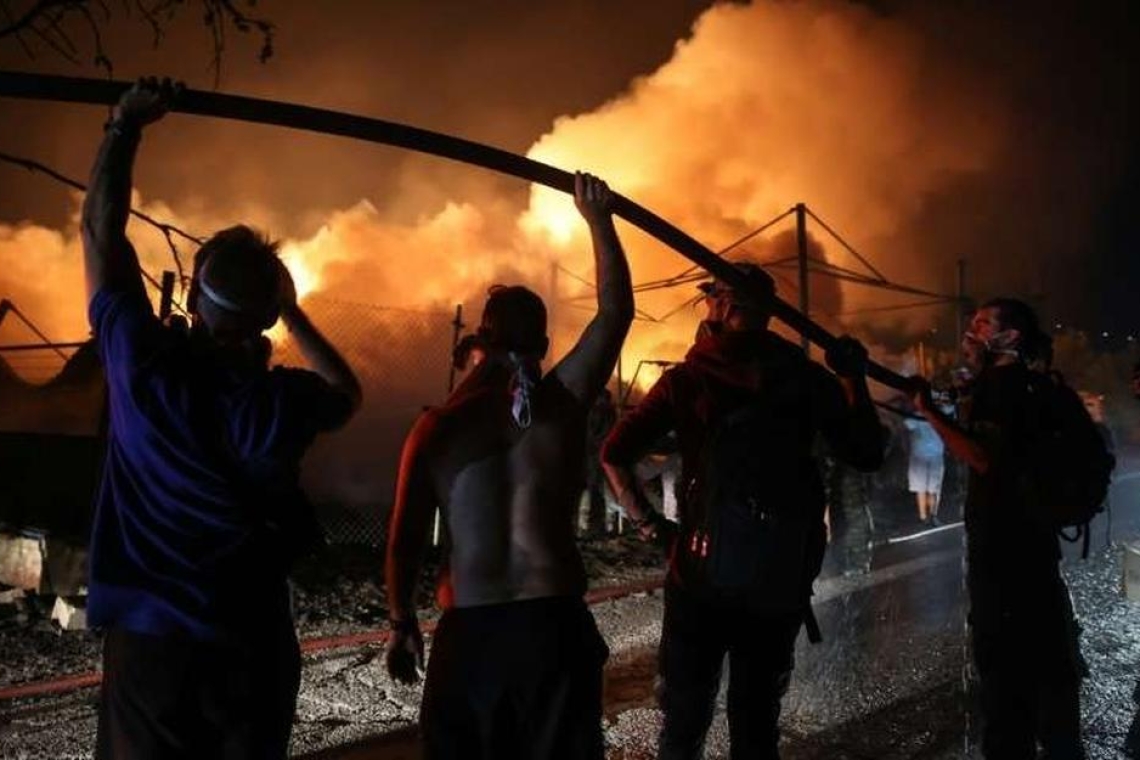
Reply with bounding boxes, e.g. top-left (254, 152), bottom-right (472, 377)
top-left (795, 203), bottom-right (810, 353)
top-left (158, 271), bottom-right (176, 321)
top-left (956, 258), bottom-right (967, 353)
top-left (549, 260), bottom-right (558, 360)
top-left (447, 304), bottom-right (464, 394)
